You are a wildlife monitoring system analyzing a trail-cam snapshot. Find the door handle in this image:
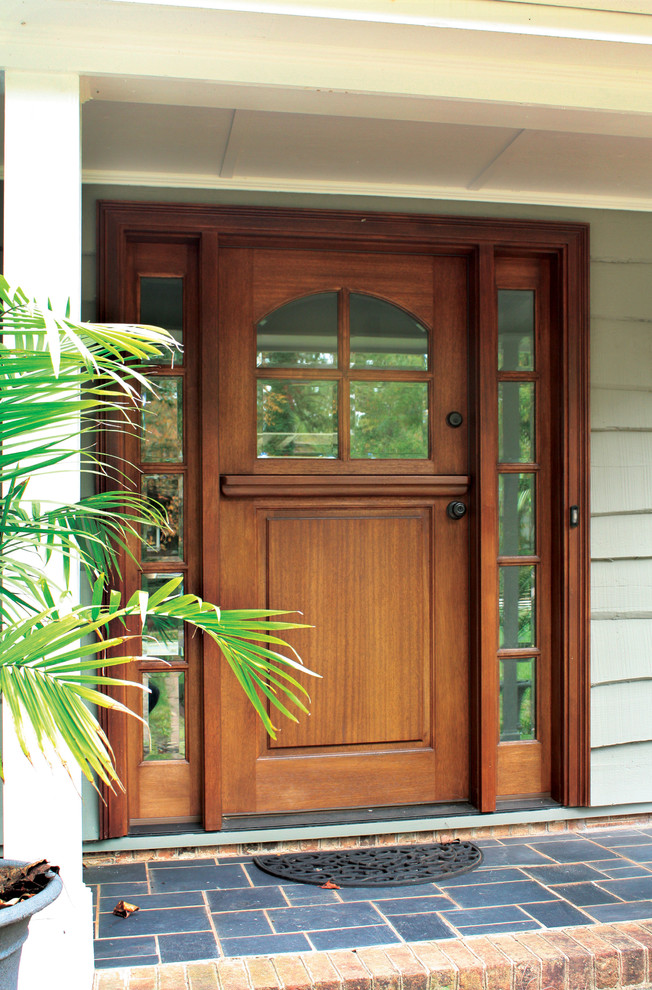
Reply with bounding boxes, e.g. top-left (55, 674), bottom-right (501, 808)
top-left (446, 500), bottom-right (467, 520)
